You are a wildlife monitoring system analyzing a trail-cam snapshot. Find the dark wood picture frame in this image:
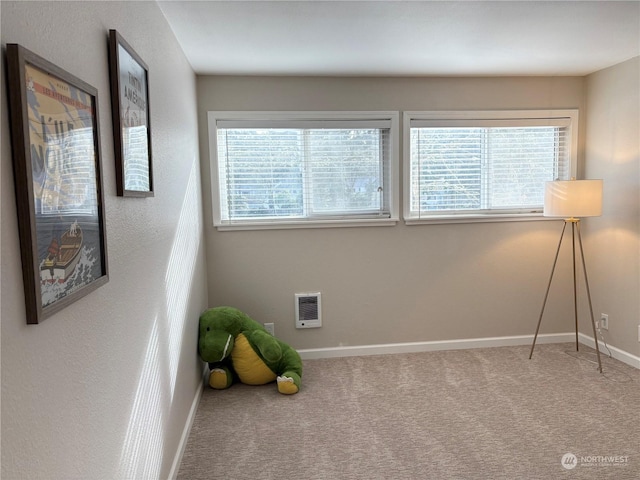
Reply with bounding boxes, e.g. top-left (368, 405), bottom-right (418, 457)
top-left (6, 44), bottom-right (109, 324)
top-left (108, 30), bottom-right (154, 197)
